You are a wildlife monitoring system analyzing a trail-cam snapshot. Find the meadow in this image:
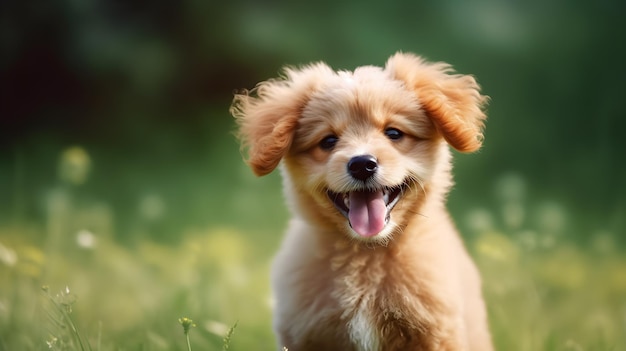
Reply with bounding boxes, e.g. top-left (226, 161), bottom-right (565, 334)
top-left (1, 146), bottom-right (624, 351)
